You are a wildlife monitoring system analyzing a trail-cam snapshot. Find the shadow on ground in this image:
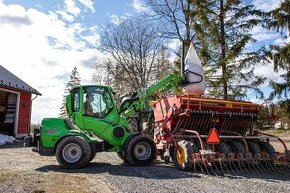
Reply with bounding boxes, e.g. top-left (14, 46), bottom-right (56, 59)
top-left (0, 141), bottom-right (24, 149)
top-left (36, 161), bottom-right (200, 179)
top-left (35, 160), bottom-right (290, 182)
